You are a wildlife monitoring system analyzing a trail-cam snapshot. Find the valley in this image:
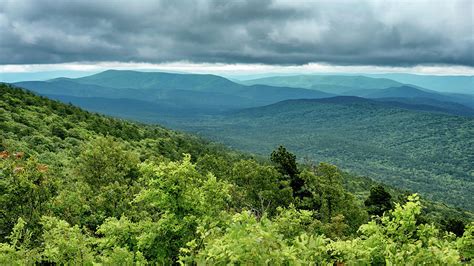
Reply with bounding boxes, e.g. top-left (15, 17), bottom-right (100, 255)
top-left (7, 70), bottom-right (474, 212)
top-left (1, 1), bottom-right (472, 263)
